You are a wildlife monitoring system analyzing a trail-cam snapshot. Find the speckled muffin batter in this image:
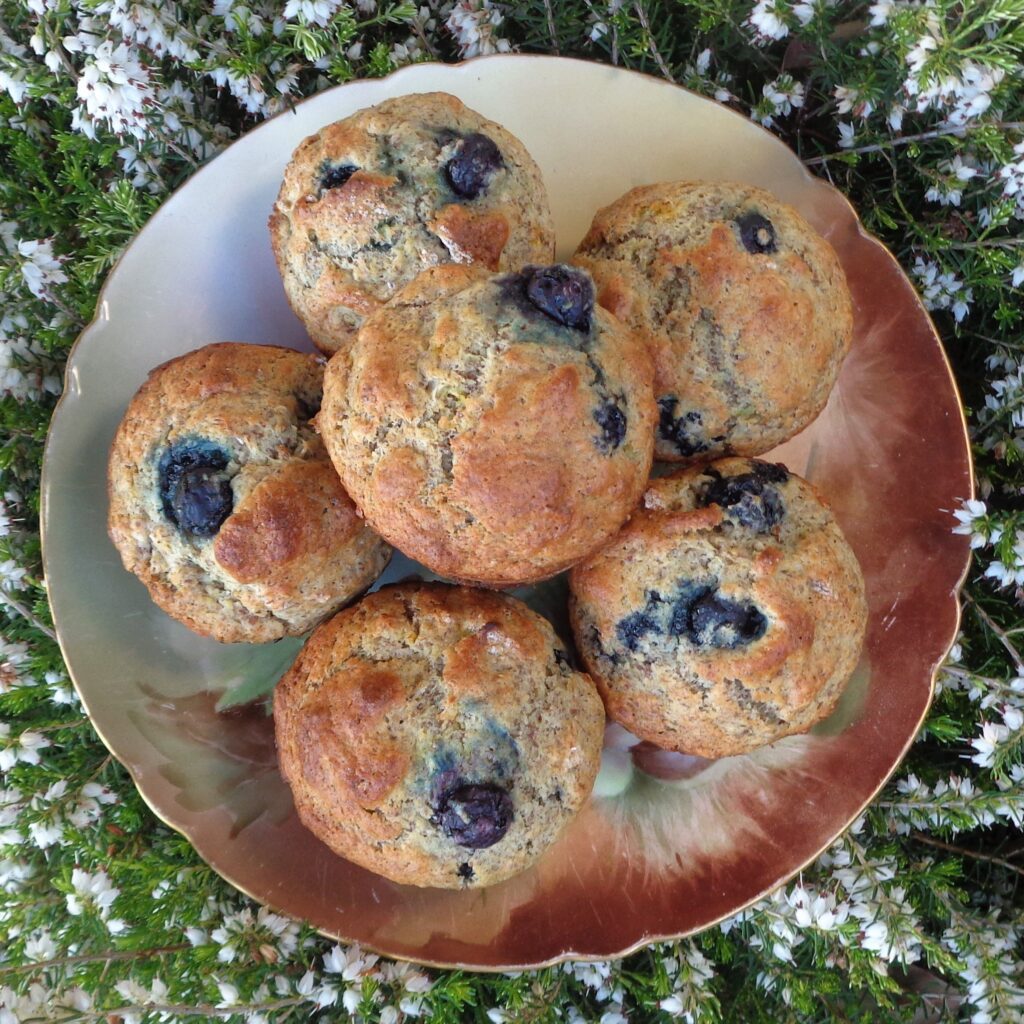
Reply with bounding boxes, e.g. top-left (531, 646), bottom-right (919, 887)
top-left (274, 582), bottom-right (605, 888)
top-left (269, 92), bottom-right (556, 355)
top-left (573, 181), bottom-right (853, 462)
top-left (318, 262), bottom-right (657, 587)
top-left (569, 458), bottom-right (867, 757)
top-left (107, 343), bottom-right (392, 643)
